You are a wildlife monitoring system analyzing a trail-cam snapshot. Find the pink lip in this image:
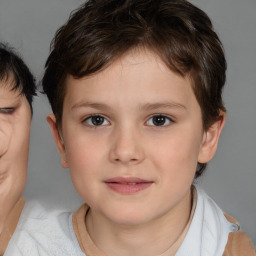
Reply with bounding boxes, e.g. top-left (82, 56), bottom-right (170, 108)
top-left (104, 177), bottom-right (153, 194)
